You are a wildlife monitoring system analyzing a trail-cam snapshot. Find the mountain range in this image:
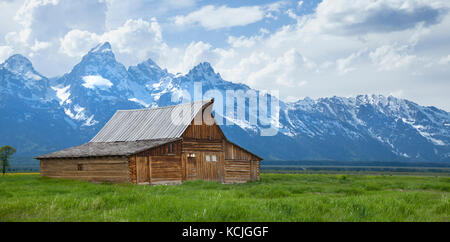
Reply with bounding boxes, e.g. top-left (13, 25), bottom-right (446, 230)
top-left (1, 42), bottom-right (449, 165)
